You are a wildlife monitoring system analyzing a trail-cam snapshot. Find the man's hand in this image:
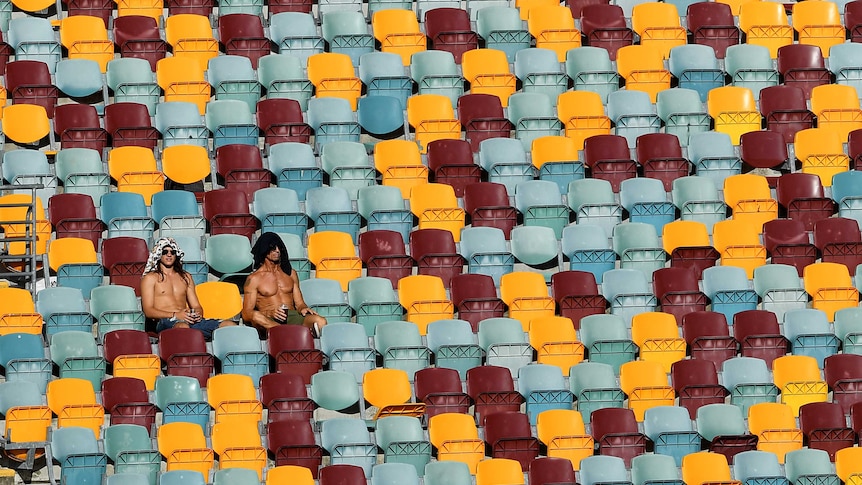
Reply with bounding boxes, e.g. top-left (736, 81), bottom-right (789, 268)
top-left (300, 307), bottom-right (317, 316)
top-left (178, 309), bottom-right (202, 323)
